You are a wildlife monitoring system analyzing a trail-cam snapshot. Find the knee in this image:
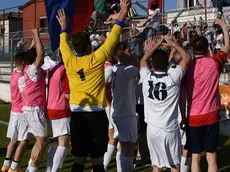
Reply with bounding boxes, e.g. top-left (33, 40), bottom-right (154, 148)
top-left (37, 137), bottom-right (47, 149)
top-left (119, 142), bottom-right (136, 157)
top-left (59, 135), bottom-right (70, 147)
top-left (192, 154), bottom-right (201, 164)
top-left (206, 153), bottom-right (217, 165)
